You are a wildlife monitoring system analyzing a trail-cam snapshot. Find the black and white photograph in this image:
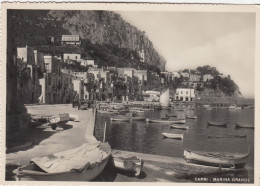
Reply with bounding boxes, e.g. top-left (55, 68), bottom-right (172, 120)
top-left (2, 3), bottom-right (258, 184)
